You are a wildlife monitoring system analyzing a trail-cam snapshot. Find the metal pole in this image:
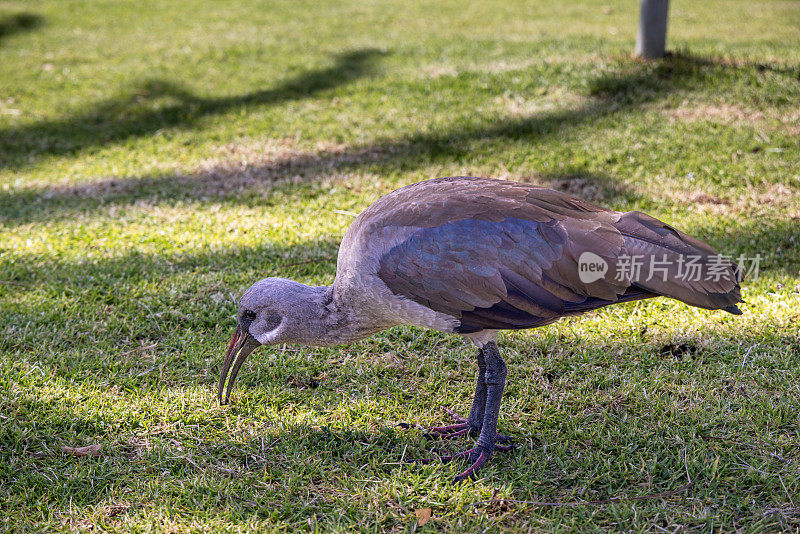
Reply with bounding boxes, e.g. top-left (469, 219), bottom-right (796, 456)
top-left (636, 0), bottom-right (670, 59)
